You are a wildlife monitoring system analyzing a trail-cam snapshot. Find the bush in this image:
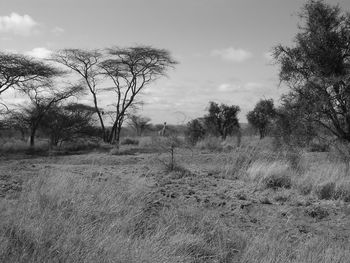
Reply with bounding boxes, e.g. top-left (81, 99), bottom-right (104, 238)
top-left (262, 173), bottom-right (292, 189)
top-left (109, 147), bottom-right (136, 155)
top-left (314, 182), bottom-right (336, 200)
top-left (185, 119), bottom-right (206, 146)
top-left (196, 136), bottom-right (223, 152)
top-left (308, 141), bottom-right (329, 152)
top-left (0, 138), bottom-right (48, 154)
top-left (138, 136), bottom-right (165, 149)
top-left (121, 137), bottom-right (139, 145)
top-left (220, 147), bottom-right (260, 179)
top-left (334, 181), bottom-right (350, 202)
top-left (247, 161), bottom-right (293, 189)
top-left (60, 139), bottom-right (102, 152)
top-left (297, 178), bottom-right (313, 195)
top-left (305, 205), bottom-right (329, 220)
